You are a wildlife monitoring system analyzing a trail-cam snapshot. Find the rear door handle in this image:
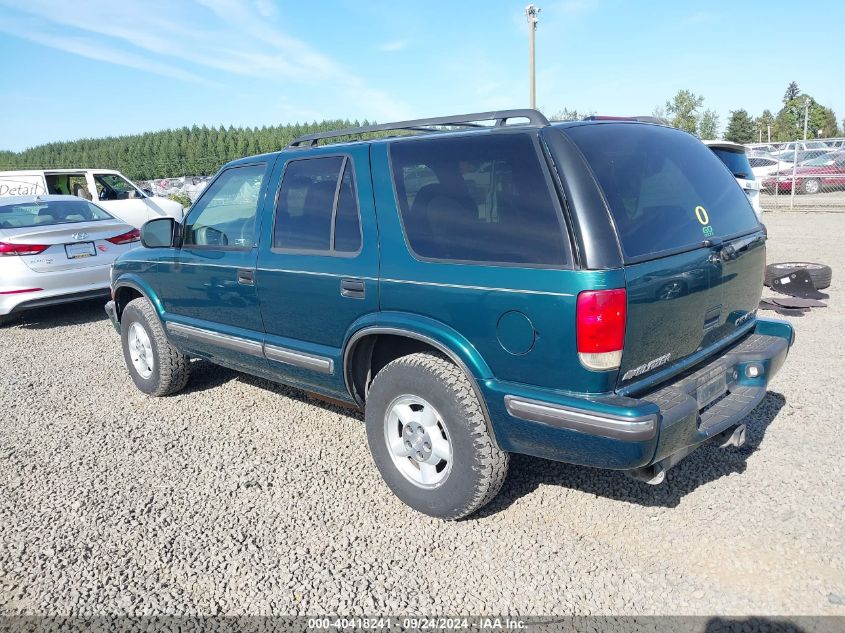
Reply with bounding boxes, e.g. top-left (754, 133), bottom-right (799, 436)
top-left (340, 278), bottom-right (365, 298)
top-left (237, 269), bottom-right (255, 286)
